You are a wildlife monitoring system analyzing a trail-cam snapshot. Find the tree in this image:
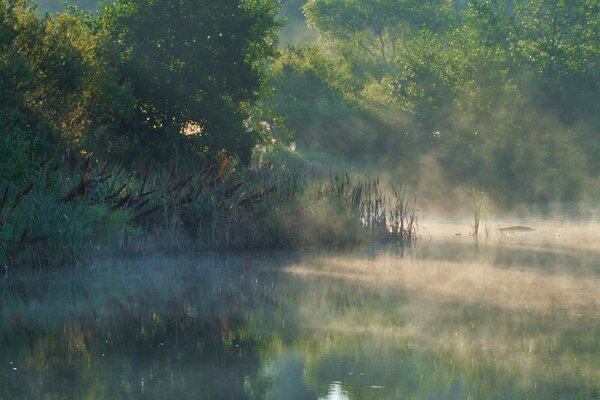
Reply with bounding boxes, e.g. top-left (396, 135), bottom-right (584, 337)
top-left (101, 0), bottom-right (281, 164)
top-left (468, 0), bottom-right (600, 120)
top-left (303, 0), bottom-right (458, 71)
top-left (0, 0), bottom-right (139, 183)
top-left (512, 0), bottom-right (600, 120)
top-left (0, 0), bottom-right (105, 180)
